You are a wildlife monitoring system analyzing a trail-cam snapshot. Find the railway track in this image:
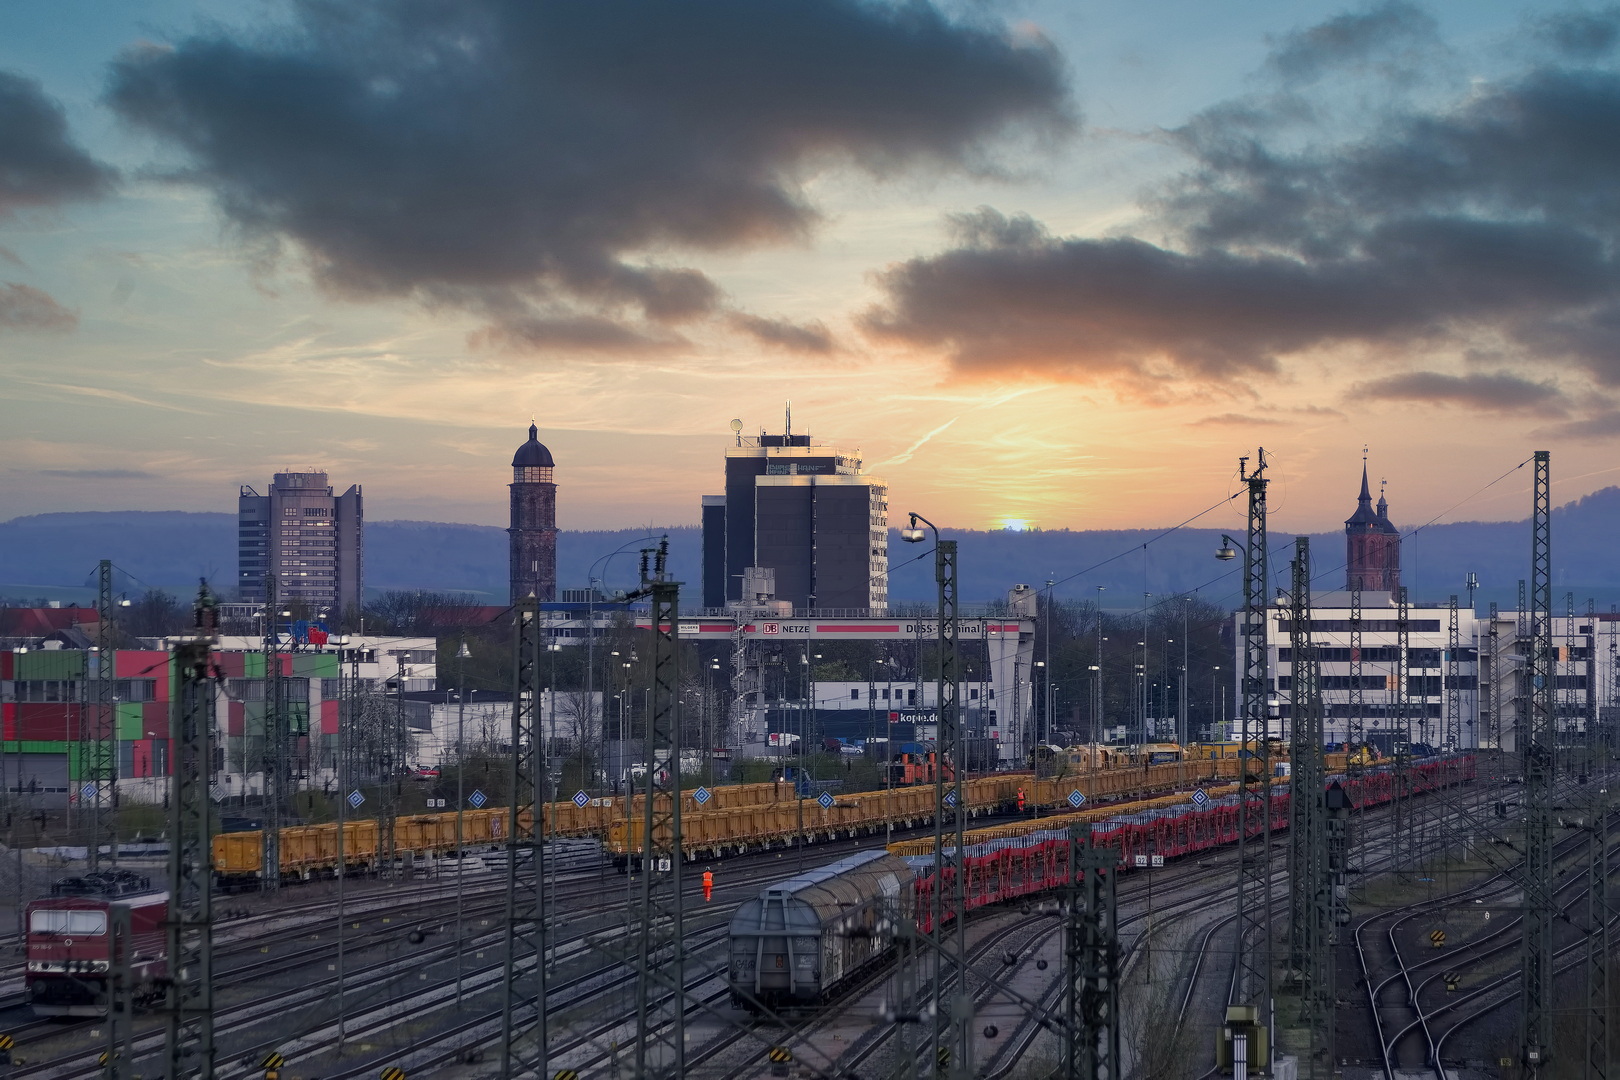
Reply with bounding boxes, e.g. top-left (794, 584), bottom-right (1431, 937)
top-left (967, 771), bottom-right (1513, 1080)
top-left (1355, 782), bottom-right (1618, 1077)
top-left (13, 815), bottom-right (976, 1079)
